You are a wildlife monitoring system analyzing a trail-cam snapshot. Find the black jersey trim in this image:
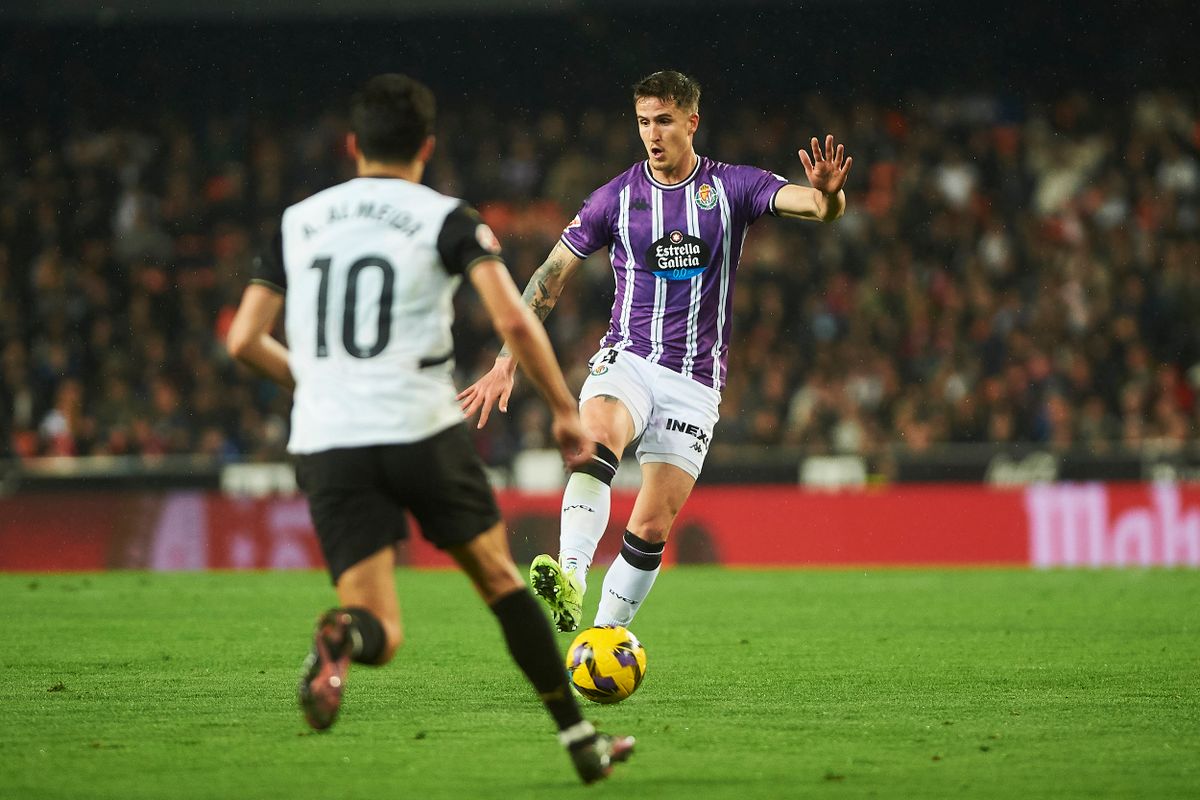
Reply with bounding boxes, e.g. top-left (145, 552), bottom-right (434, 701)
top-left (463, 254), bottom-right (505, 274)
top-left (438, 204), bottom-right (502, 276)
top-left (642, 155), bottom-right (702, 191)
top-left (250, 277), bottom-right (285, 295)
top-left (767, 184), bottom-right (788, 217)
top-left (418, 350), bottom-right (455, 369)
top-left (559, 235), bottom-right (592, 259)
